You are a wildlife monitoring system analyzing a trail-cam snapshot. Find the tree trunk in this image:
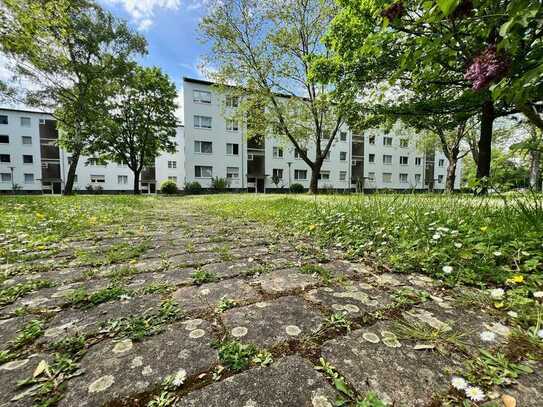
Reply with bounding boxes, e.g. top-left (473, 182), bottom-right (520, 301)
top-left (309, 161), bottom-right (323, 194)
top-left (445, 156), bottom-right (458, 193)
top-left (476, 100), bottom-right (495, 184)
top-left (133, 169), bottom-right (141, 195)
top-left (529, 149), bottom-right (541, 191)
top-left (63, 150), bottom-right (80, 195)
